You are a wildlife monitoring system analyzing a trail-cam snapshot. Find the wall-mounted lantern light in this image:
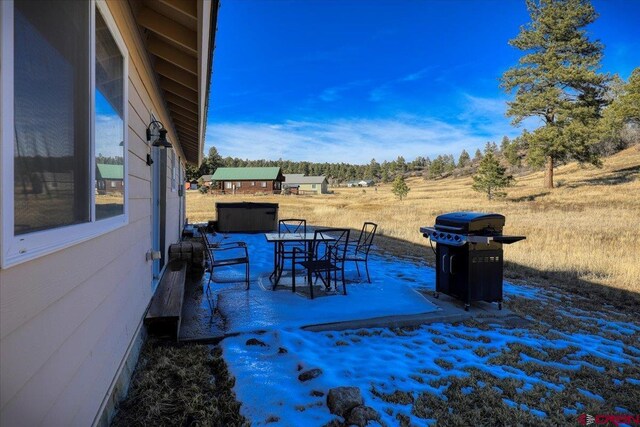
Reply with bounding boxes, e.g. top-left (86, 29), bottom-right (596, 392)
top-left (146, 120), bottom-right (172, 149)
